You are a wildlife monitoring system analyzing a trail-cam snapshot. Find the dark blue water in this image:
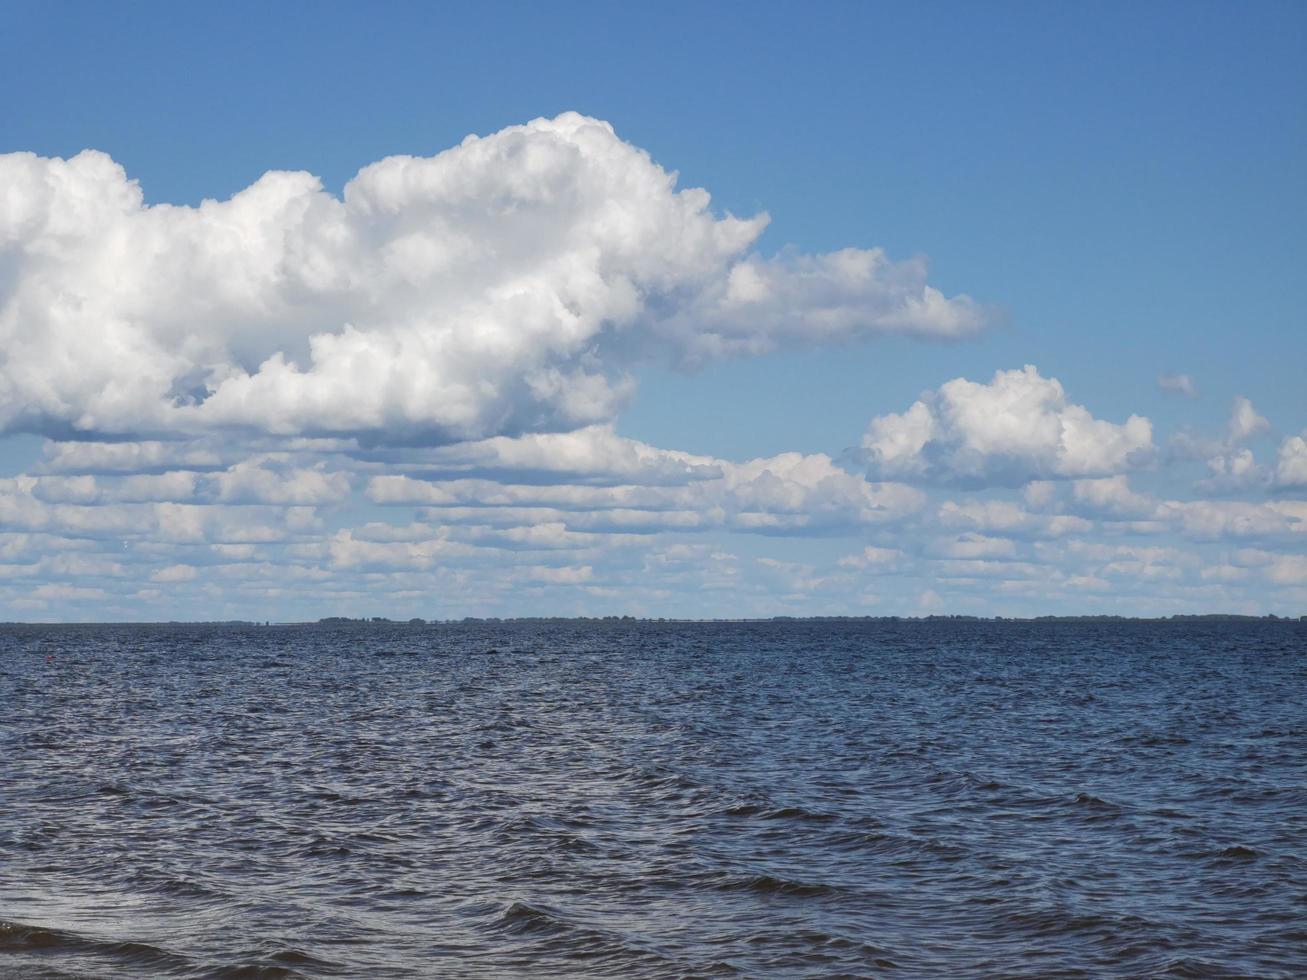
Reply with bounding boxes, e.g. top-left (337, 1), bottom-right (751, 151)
top-left (2, 620), bottom-right (1304, 978)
